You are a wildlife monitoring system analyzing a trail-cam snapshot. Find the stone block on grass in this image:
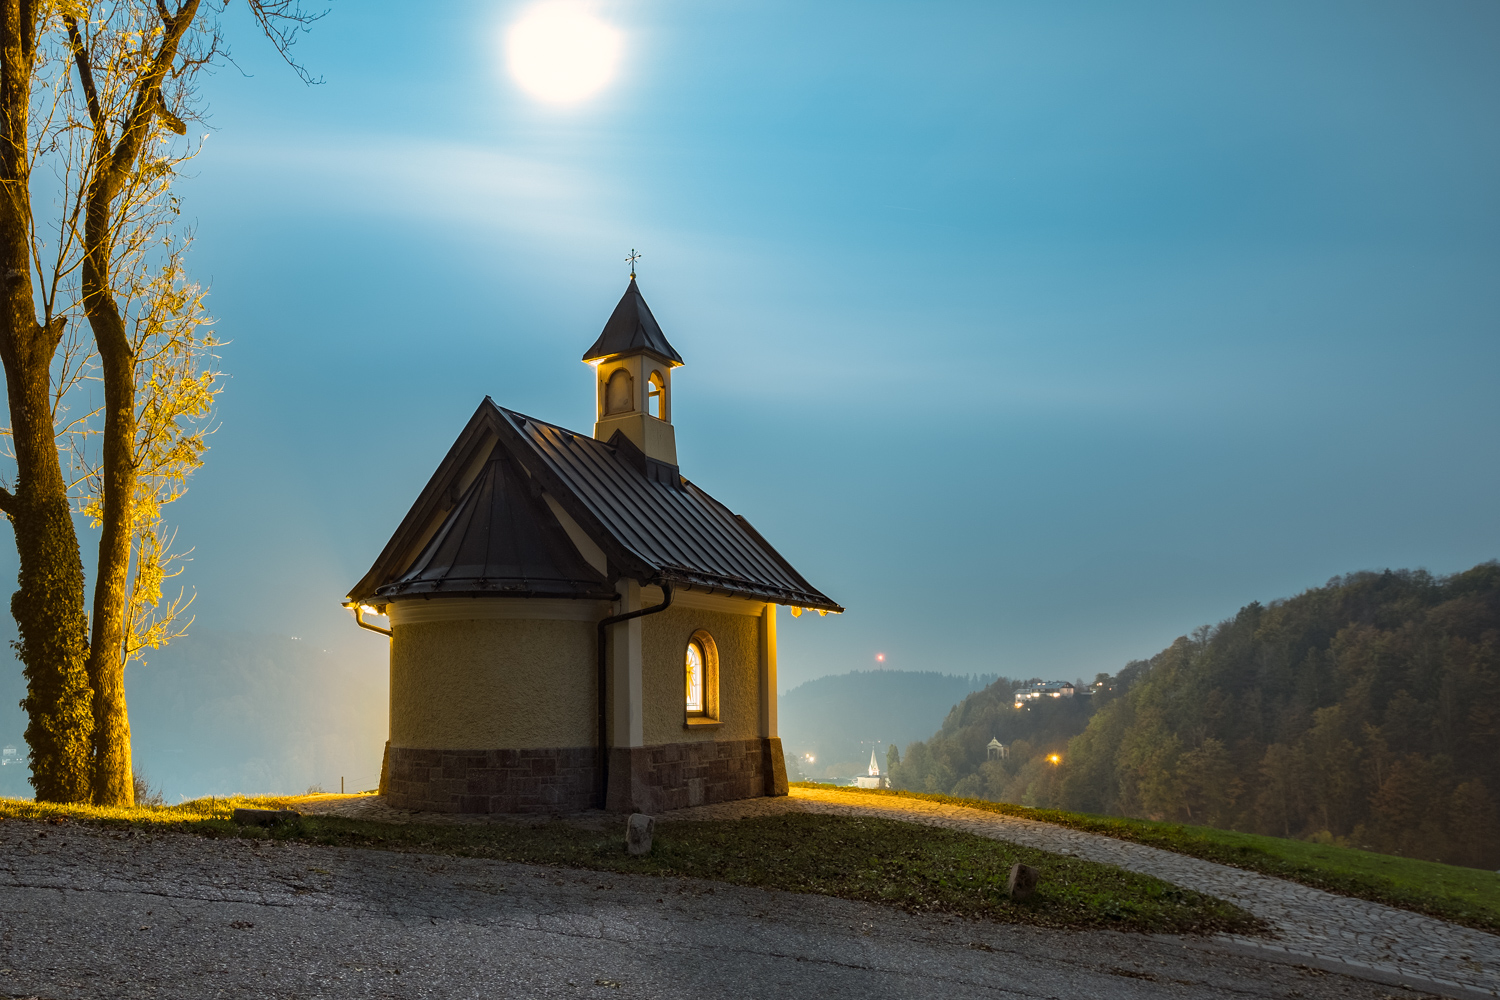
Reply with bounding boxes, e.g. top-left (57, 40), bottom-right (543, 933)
top-left (626, 813), bottom-right (654, 855)
top-left (1007, 862), bottom-right (1040, 900)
